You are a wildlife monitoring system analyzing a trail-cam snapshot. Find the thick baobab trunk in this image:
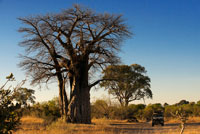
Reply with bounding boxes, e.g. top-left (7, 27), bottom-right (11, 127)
top-left (67, 84), bottom-right (91, 123)
top-left (67, 61), bottom-right (91, 124)
top-left (67, 77), bottom-right (91, 123)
